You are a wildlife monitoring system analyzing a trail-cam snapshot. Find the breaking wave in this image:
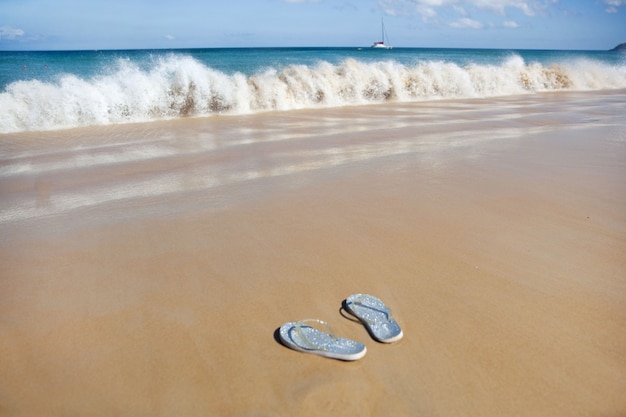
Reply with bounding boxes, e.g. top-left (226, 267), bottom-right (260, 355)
top-left (1, 54), bottom-right (625, 133)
